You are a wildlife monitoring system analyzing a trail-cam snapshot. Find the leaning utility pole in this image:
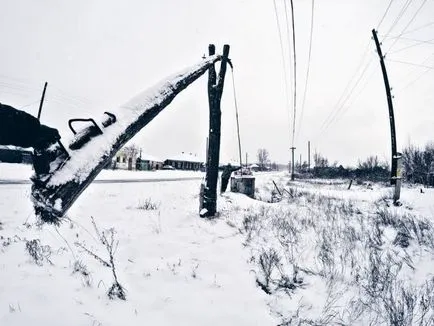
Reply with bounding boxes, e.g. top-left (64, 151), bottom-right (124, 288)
top-left (201, 44), bottom-right (230, 217)
top-left (290, 146), bottom-right (296, 180)
top-left (372, 29), bottom-right (398, 185)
